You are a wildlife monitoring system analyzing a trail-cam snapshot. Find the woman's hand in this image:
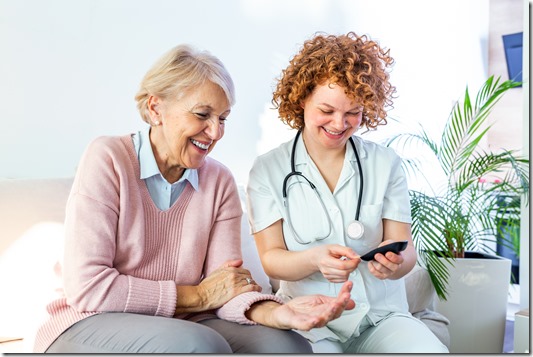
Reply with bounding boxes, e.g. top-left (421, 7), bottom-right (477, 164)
top-left (311, 244), bottom-right (360, 283)
top-left (367, 240), bottom-right (404, 280)
top-left (246, 281), bottom-right (355, 331)
top-left (175, 259), bottom-right (261, 314)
